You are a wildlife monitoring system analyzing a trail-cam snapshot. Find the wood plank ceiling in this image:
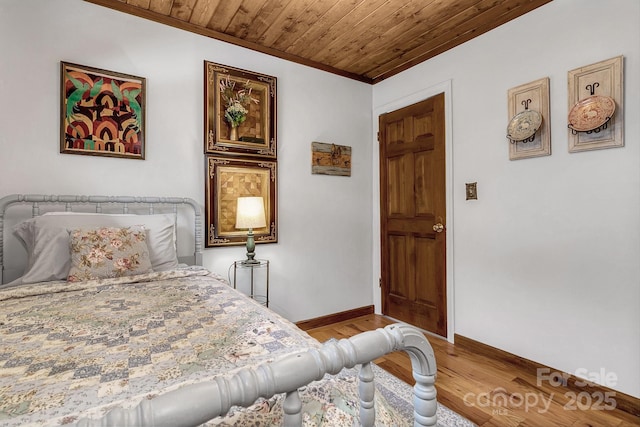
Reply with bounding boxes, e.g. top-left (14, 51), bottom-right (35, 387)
top-left (84, 0), bottom-right (552, 84)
